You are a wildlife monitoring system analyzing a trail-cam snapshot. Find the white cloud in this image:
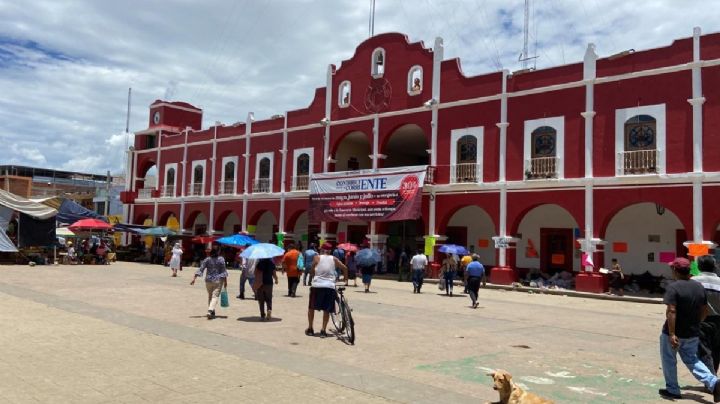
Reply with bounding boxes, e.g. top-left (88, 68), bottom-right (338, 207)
top-left (0, 0), bottom-right (717, 174)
